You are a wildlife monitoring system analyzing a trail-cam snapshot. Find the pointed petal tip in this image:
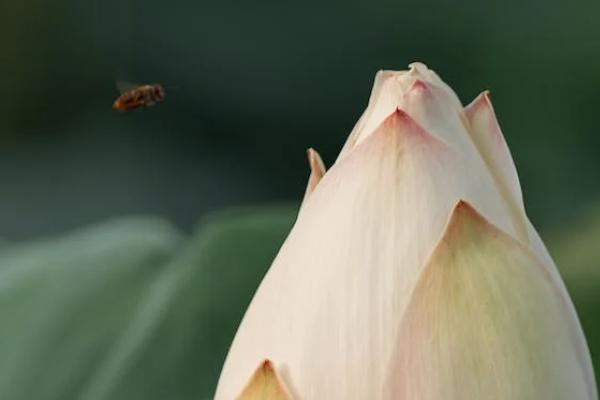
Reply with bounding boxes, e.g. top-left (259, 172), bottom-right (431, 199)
top-left (378, 108), bottom-right (445, 149)
top-left (303, 147), bottom-right (326, 200)
top-left (382, 107), bottom-right (414, 125)
top-left (236, 359), bottom-right (294, 400)
top-left (374, 69), bottom-right (391, 78)
top-left (464, 89), bottom-right (507, 146)
top-left (408, 61), bottom-right (430, 72)
top-left (443, 200), bottom-right (501, 244)
top-left (380, 108), bottom-right (417, 133)
top-left (409, 78), bottom-right (431, 92)
top-left (477, 89), bottom-right (492, 108)
top-left (306, 148), bottom-right (325, 175)
top-left (442, 200), bottom-right (533, 265)
top-left (258, 358), bottom-right (275, 373)
top-left (465, 90), bottom-right (493, 117)
top-left (453, 199), bottom-right (478, 216)
top-left (448, 199), bottom-right (479, 225)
